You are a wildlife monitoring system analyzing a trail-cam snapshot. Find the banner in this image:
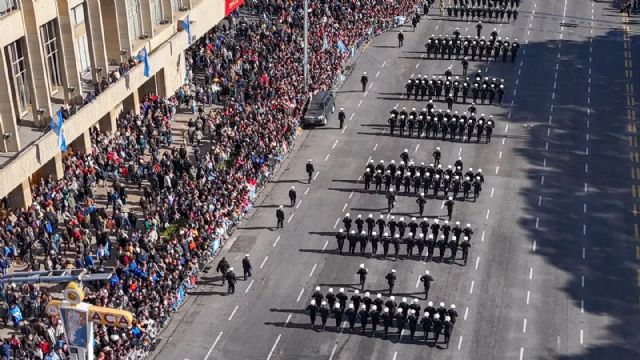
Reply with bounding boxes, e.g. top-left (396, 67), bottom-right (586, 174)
top-left (225, 0), bottom-right (245, 16)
